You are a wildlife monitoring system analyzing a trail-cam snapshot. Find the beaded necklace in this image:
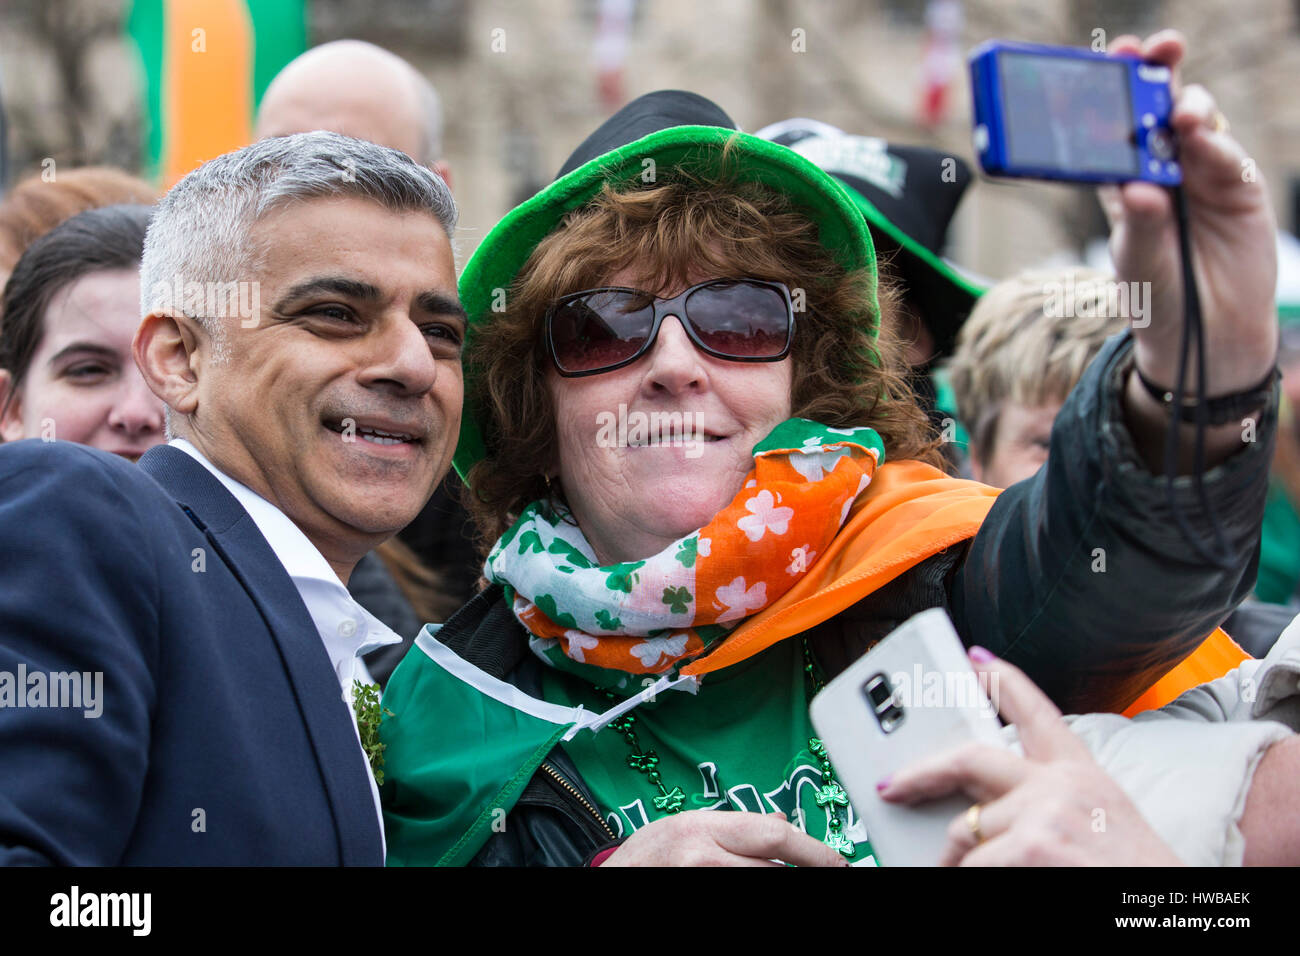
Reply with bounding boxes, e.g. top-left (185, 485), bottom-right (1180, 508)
top-left (604, 637), bottom-right (856, 858)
